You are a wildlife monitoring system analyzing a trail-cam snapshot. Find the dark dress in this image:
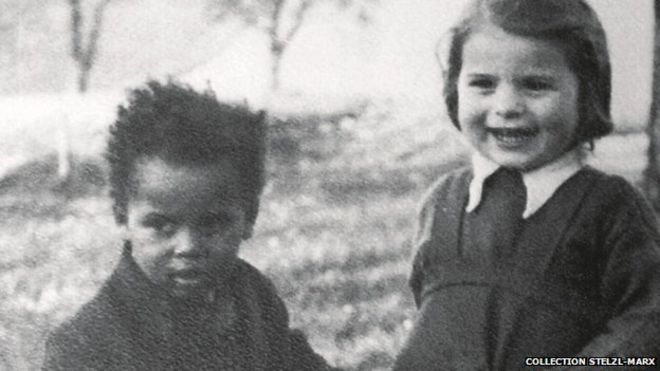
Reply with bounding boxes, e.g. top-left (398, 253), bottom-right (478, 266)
top-left (42, 249), bottom-right (332, 371)
top-left (393, 166), bottom-right (660, 371)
